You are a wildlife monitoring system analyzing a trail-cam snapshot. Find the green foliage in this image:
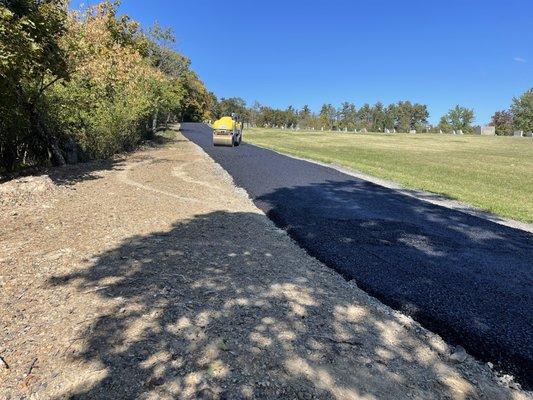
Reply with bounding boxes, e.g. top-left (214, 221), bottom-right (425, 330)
top-left (490, 110), bottom-right (513, 136)
top-left (337, 102), bottom-right (357, 130)
top-left (0, 0), bottom-right (213, 172)
top-left (217, 97), bottom-right (247, 119)
top-left (511, 88), bottom-right (533, 133)
top-left (227, 99), bottom-right (429, 133)
top-left (0, 0), bottom-right (69, 170)
top-left (179, 69), bottom-right (214, 122)
top-left (318, 104), bottom-right (336, 129)
top-left (439, 105), bottom-right (475, 133)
